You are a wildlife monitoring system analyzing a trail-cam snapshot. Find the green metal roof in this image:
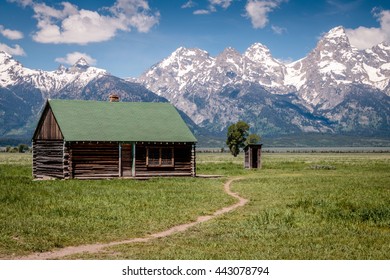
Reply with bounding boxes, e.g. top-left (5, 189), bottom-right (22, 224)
top-left (48, 99), bottom-right (197, 142)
